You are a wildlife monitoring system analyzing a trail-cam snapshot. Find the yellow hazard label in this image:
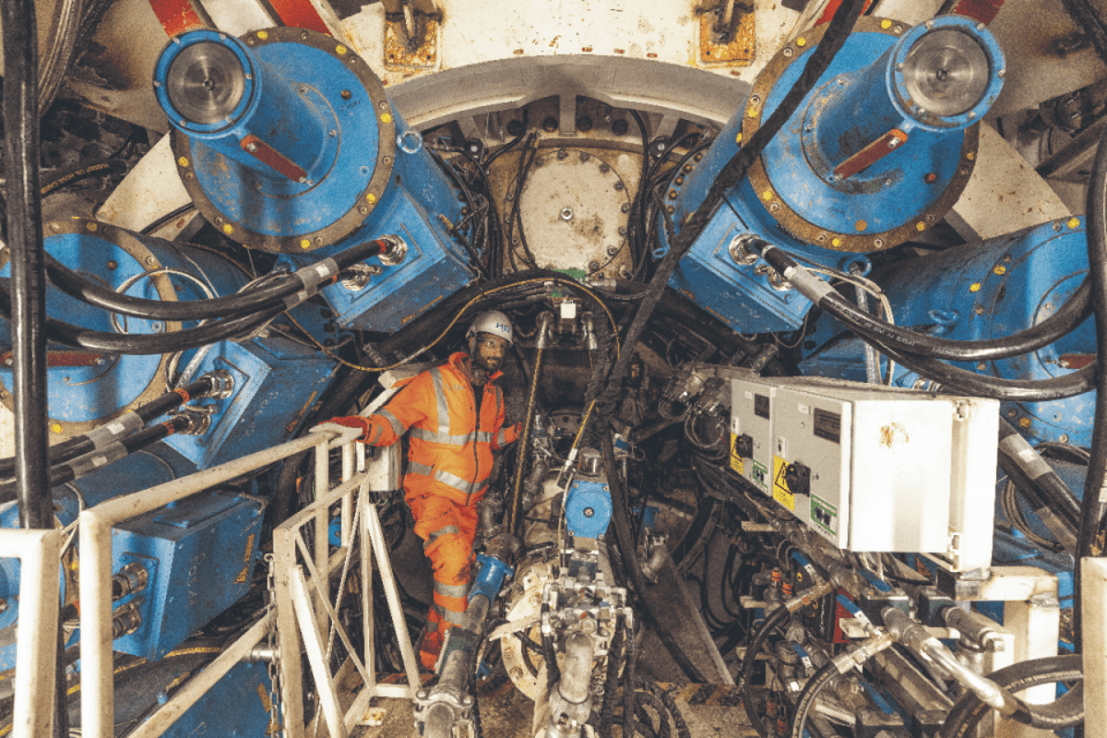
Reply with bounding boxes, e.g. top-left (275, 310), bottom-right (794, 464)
top-left (773, 455), bottom-right (794, 511)
top-left (234, 533), bottom-right (255, 585)
top-left (729, 434), bottom-right (744, 475)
